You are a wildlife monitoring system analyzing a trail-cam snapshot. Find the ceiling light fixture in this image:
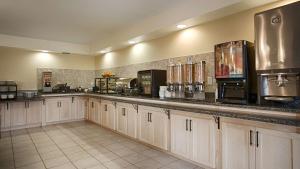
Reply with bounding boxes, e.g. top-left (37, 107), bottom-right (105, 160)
top-left (100, 50), bottom-right (108, 54)
top-left (176, 24), bottom-right (187, 29)
top-left (40, 50), bottom-right (49, 53)
top-left (128, 40), bottom-right (137, 44)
